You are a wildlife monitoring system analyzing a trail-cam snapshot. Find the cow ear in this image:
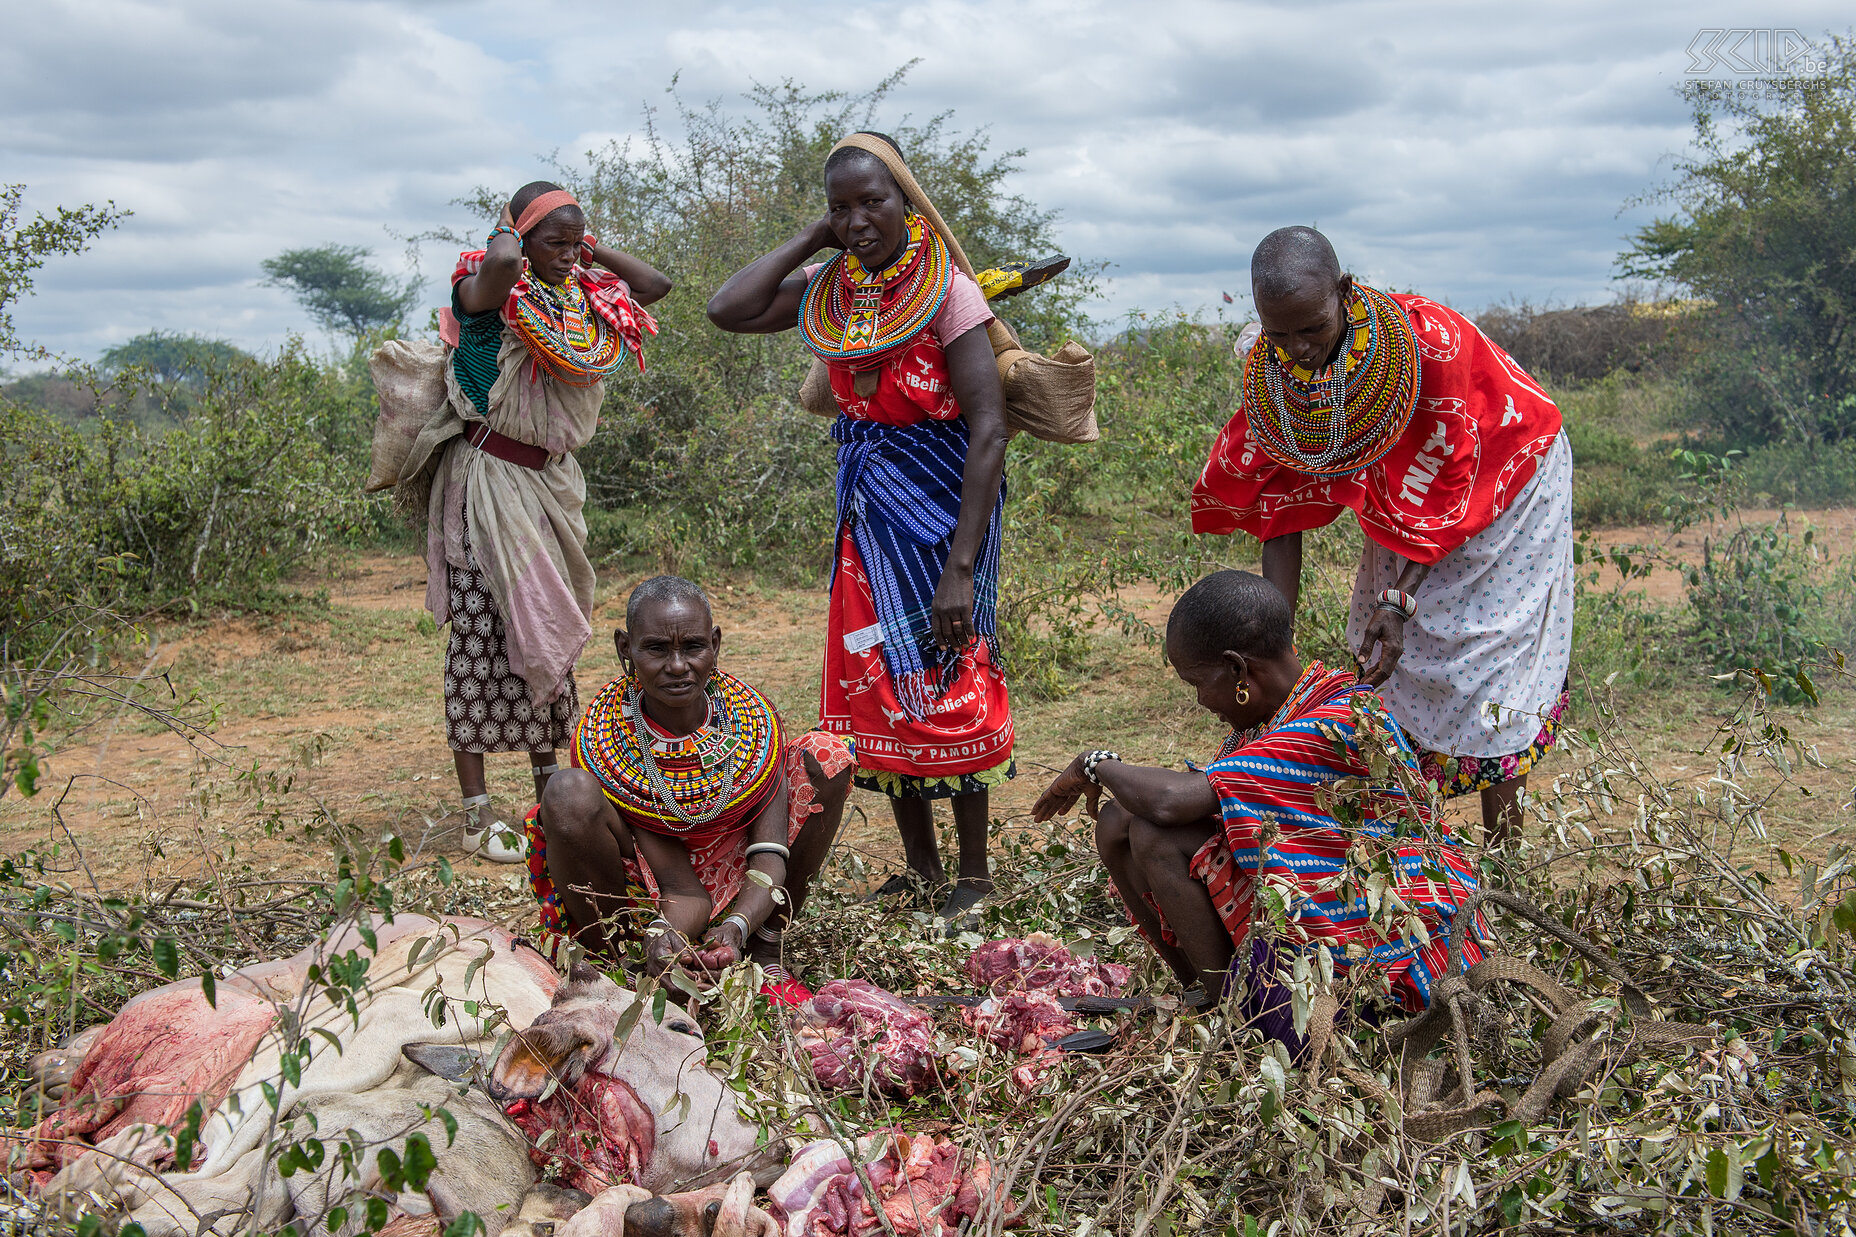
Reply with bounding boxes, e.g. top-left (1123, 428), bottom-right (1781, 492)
top-left (402, 1042), bottom-right (487, 1083)
top-left (487, 1021), bottom-right (592, 1102)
